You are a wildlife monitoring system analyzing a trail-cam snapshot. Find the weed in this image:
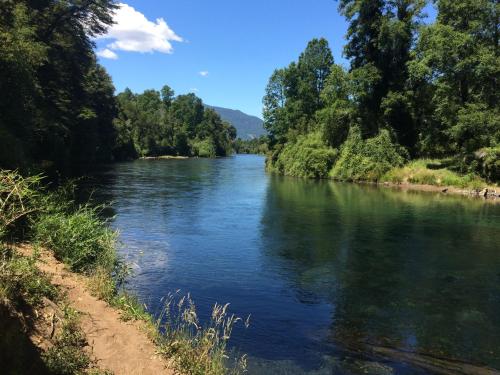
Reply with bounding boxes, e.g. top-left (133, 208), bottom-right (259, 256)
top-left (0, 246), bottom-right (58, 306)
top-left (42, 306), bottom-right (92, 375)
